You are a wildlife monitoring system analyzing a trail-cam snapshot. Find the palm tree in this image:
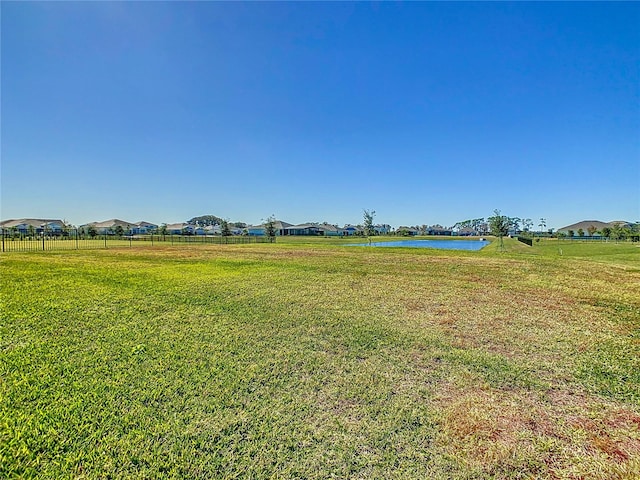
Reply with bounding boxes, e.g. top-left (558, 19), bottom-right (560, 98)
top-left (538, 218), bottom-right (546, 234)
top-left (611, 223), bottom-right (623, 243)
